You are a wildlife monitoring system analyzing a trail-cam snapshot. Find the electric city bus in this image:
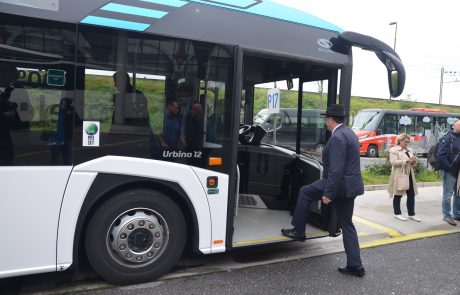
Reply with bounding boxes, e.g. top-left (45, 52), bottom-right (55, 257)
top-left (353, 108), bottom-right (459, 157)
top-left (0, 0), bottom-right (405, 284)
